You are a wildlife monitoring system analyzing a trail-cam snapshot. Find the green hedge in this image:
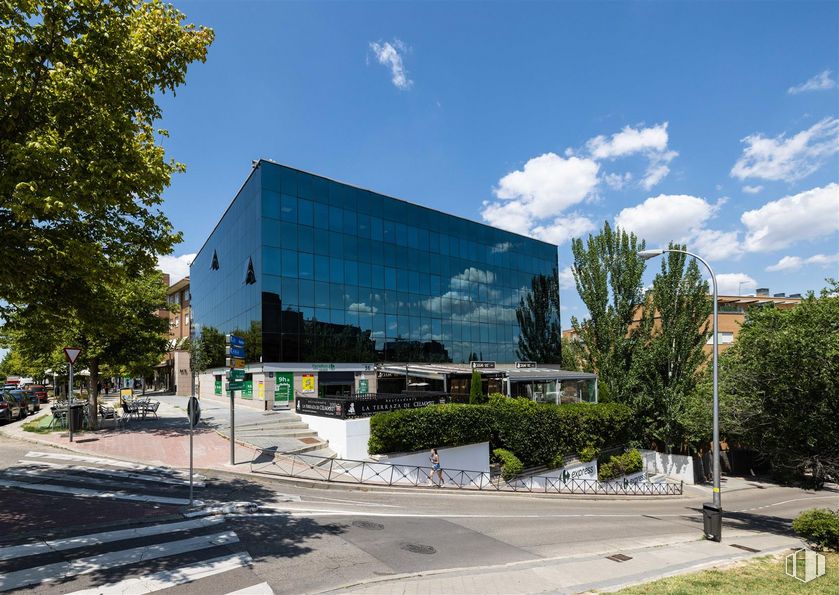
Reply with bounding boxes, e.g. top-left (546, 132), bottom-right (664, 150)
top-left (598, 449), bottom-right (643, 481)
top-left (493, 448), bottom-right (524, 481)
top-left (368, 394), bottom-right (634, 468)
top-left (792, 509), bottom-right (839, 551)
